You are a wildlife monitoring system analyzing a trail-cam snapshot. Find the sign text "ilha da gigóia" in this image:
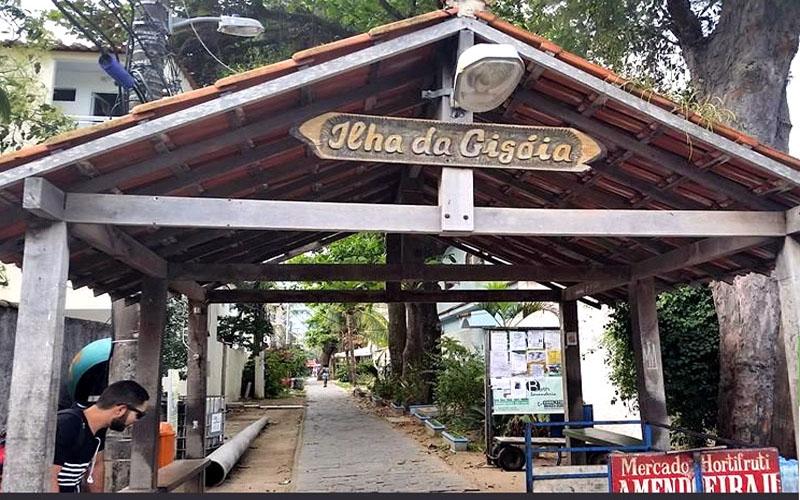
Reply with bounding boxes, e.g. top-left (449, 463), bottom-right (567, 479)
top-left (292, 112), bottom-right (604, 172)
